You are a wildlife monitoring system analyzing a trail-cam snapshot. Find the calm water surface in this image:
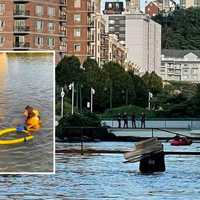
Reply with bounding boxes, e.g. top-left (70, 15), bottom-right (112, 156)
top-left (0, 53), bottom-right (53, 172)
top-left (0, 142), bottom-right (199, 199)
